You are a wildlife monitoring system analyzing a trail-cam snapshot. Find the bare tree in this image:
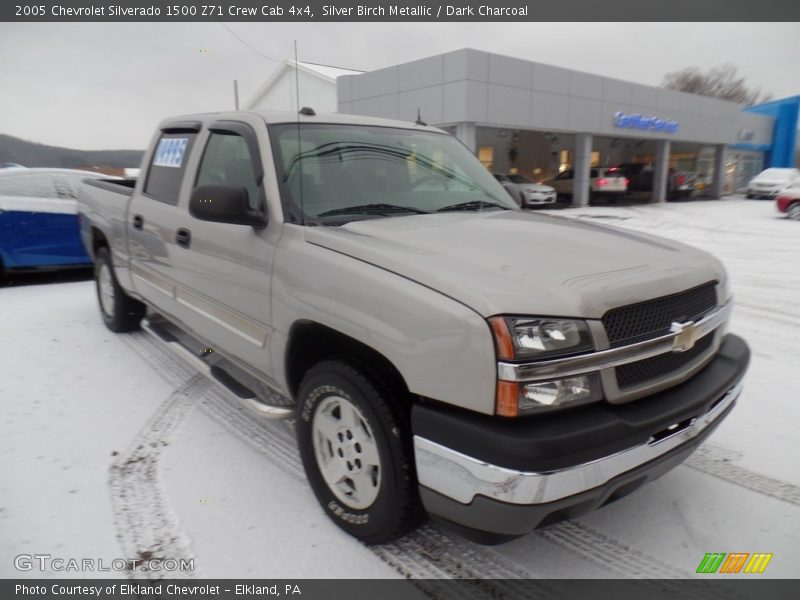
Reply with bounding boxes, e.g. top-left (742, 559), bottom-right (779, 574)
top-left (661, 64), bottom-right (772, 106)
